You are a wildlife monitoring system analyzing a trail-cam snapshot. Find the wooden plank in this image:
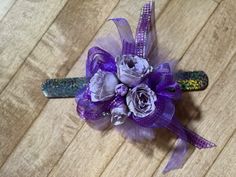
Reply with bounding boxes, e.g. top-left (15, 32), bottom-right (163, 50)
top-left (49, 125), bottom-right (124, 177)
top-left (153, 53), bottom-right (236, 177)
top-left (156, 0), bottom-right (217, 59)
top-left (0, 0), bottom-right (170, 176)
top-left (0, 0), bottom-right (68, 93)
top-left (46, 0), bottom-right (219, 177)
top-left (0, 0), bottom-right (119, 171)
top-left (205, 131), bottom-right (236, 177)
top-left (0, 98), bottom-right (84, 177)
top-left (0, 0), bottom-right (15, 21)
